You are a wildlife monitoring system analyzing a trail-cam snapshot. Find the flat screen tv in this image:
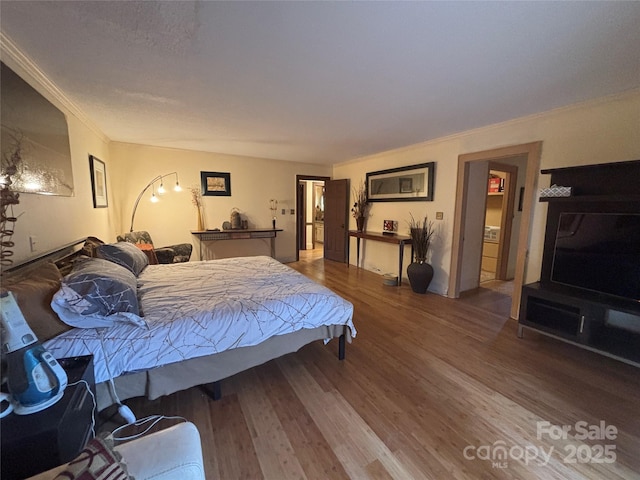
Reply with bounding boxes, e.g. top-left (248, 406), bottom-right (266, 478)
top-left (551, 212), bottom-right (640, 302)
